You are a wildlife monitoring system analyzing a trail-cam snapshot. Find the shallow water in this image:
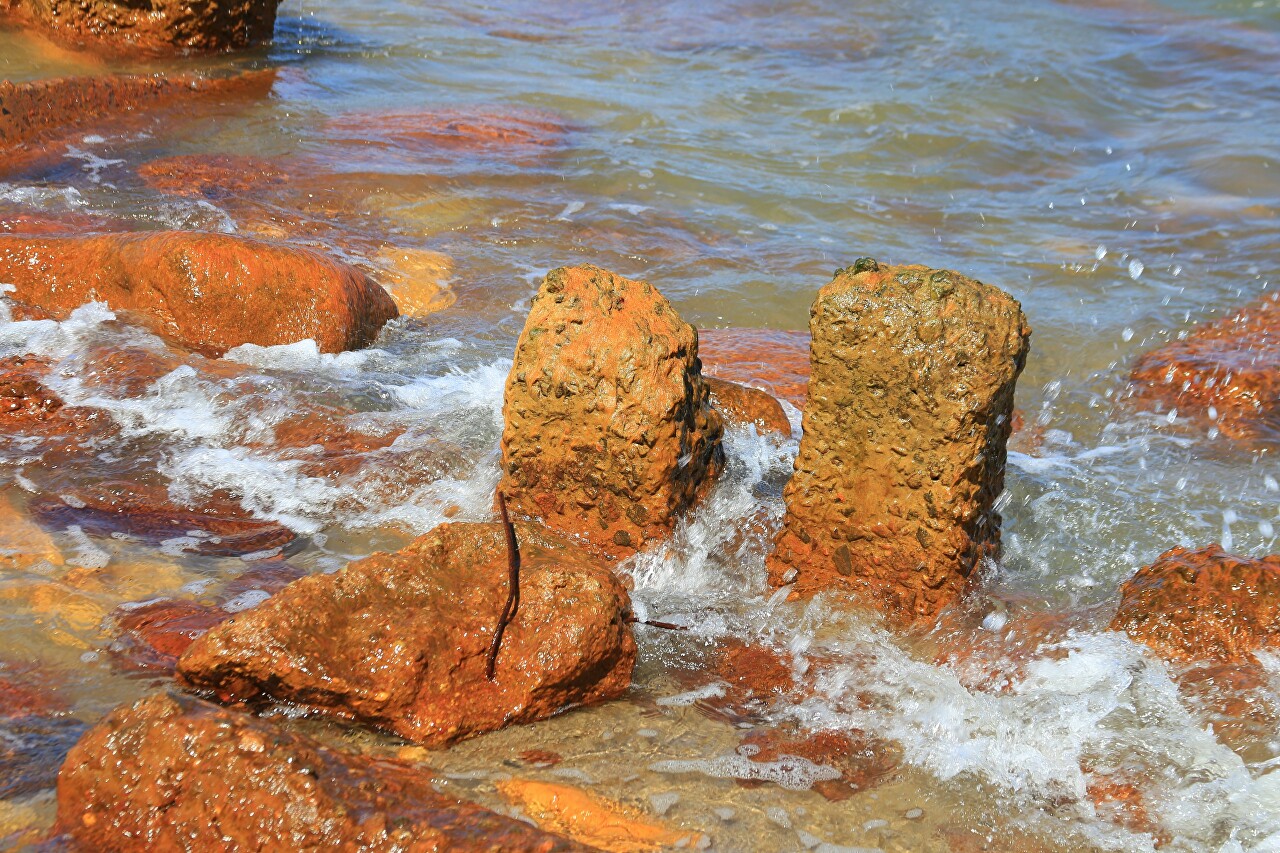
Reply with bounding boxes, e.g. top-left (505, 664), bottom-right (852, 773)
top-left (1, 0), bottom-right (1279, 849)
